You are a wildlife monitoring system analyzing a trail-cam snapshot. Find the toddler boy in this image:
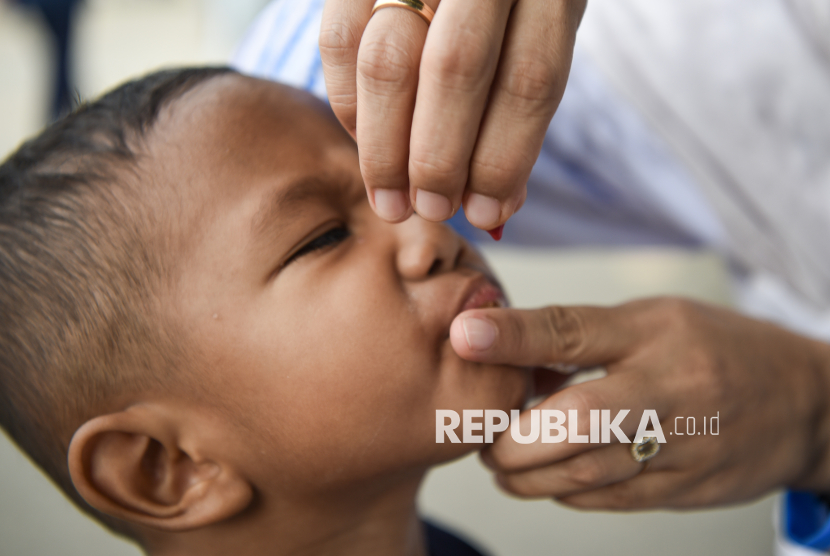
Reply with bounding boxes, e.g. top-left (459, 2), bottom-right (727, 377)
top-left (0, 67), bottom-right (528, 555)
